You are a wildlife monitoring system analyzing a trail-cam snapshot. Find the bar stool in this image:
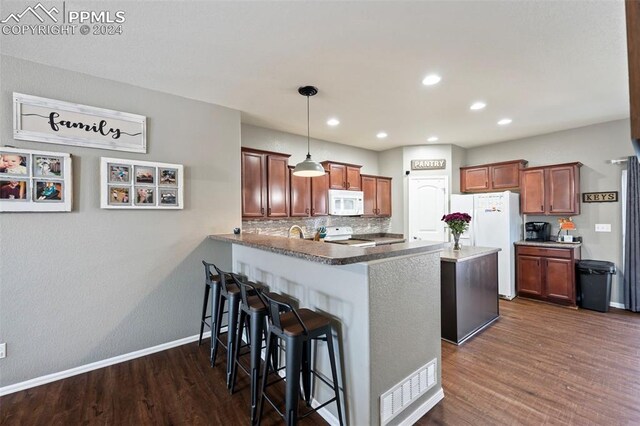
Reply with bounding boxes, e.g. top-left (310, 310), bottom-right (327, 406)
top-left (257, 293), bottom-right (344, 426)
top-left (229, 273), bottom-right (278, 424)
top-left (199, 261), bottom-right (234, 349)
